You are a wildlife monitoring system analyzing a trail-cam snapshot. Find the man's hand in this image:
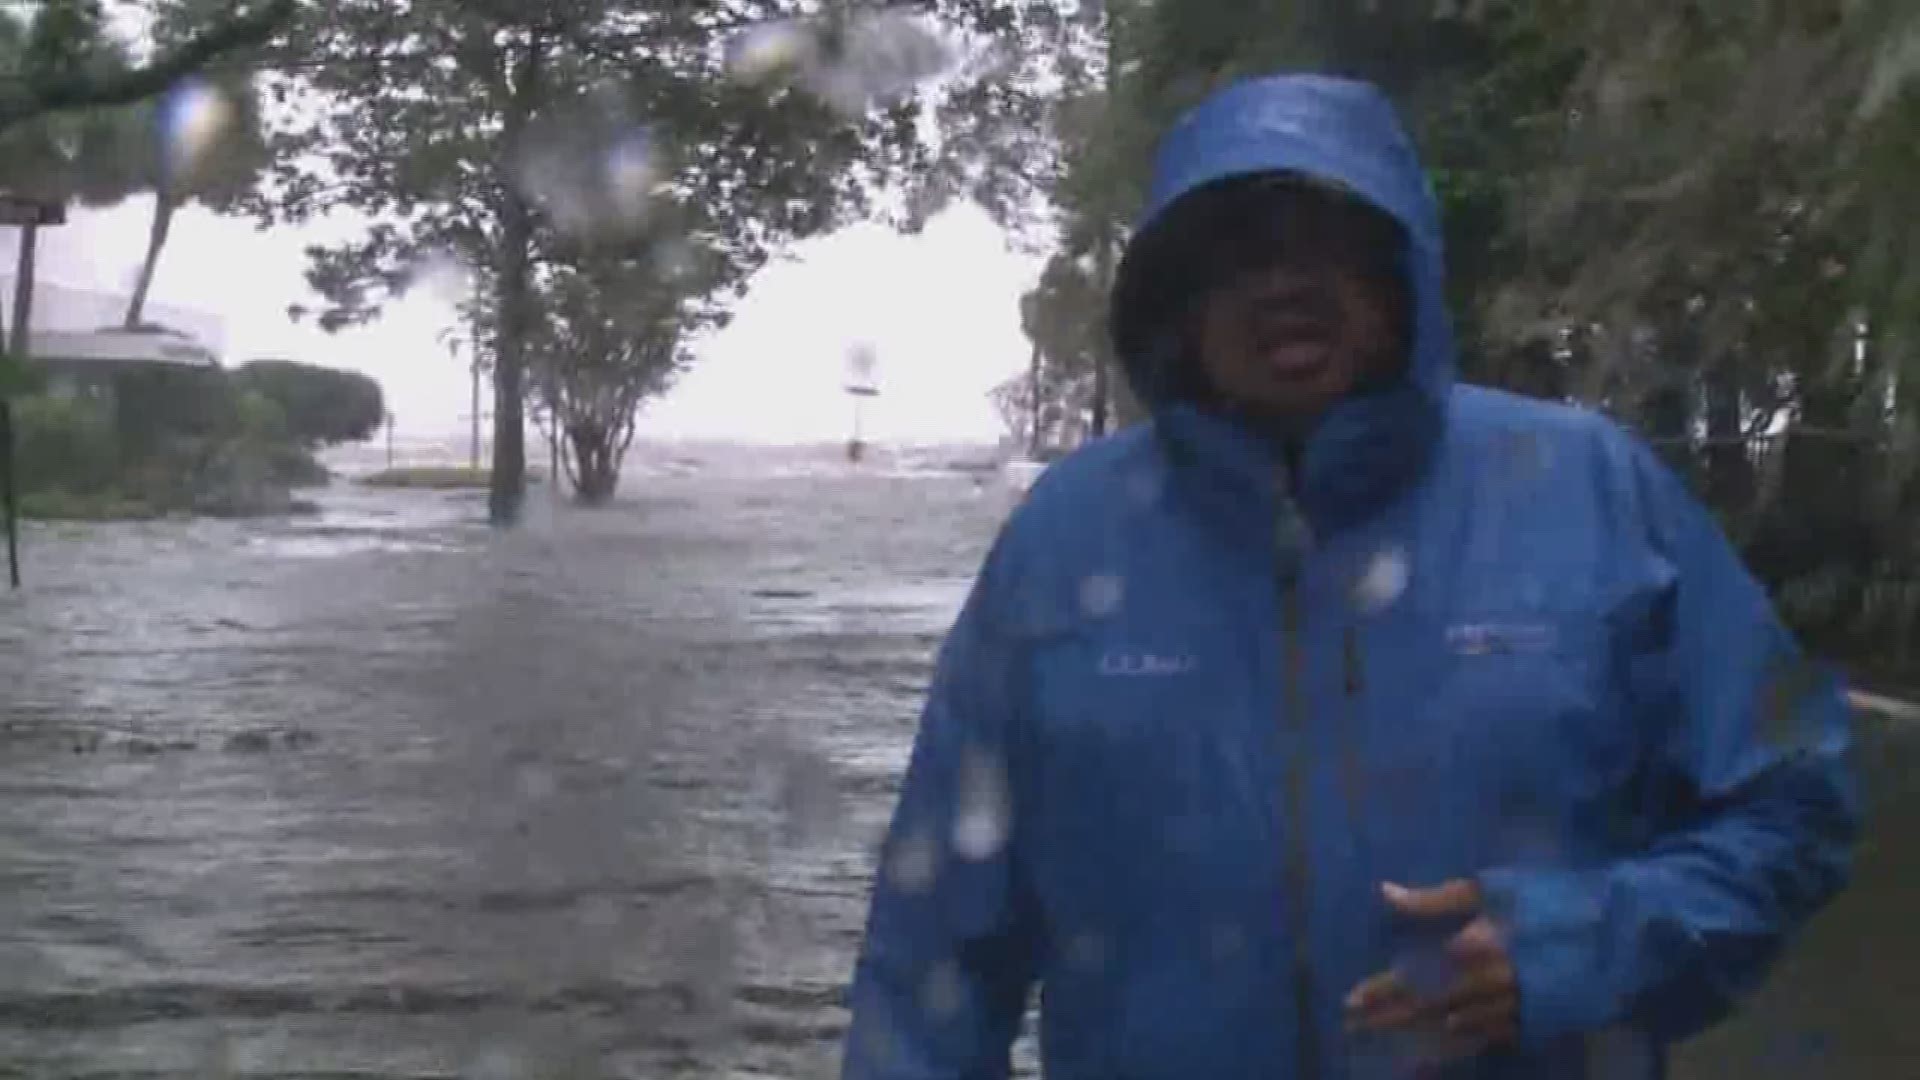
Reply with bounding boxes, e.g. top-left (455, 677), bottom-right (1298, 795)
top-left (1344, 880), bottom-right (1519, 1056)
